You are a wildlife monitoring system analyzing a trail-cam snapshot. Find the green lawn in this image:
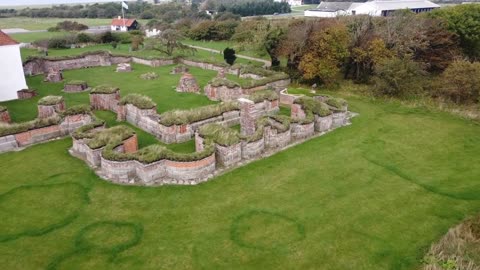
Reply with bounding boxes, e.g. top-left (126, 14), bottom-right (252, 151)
top-left (0, 17), bottom-right (148, 31)
top-left (1, 62), bottom-right (255, 122)
top-left (10, 31), bottom-right (68, 43)
top-left (0, 93), bottom-right (479, 269)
